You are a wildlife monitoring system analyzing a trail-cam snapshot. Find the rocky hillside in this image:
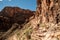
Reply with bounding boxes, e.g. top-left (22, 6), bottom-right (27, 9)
top-left (0, 7), bottom-right (35, 40)
top-left (0, 7), bottom-right (35, 31)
